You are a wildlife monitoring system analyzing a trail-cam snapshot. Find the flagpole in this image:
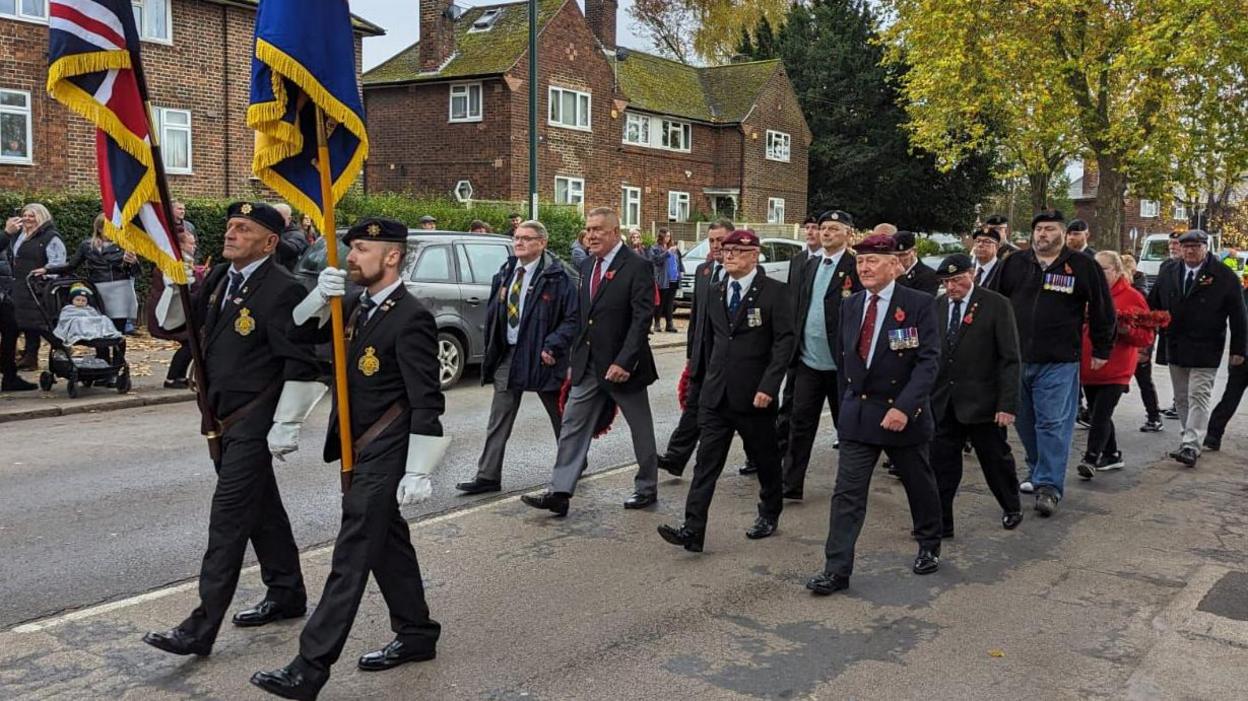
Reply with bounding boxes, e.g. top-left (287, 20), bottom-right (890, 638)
top-left (314, 106), bottom-right (356, 493)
